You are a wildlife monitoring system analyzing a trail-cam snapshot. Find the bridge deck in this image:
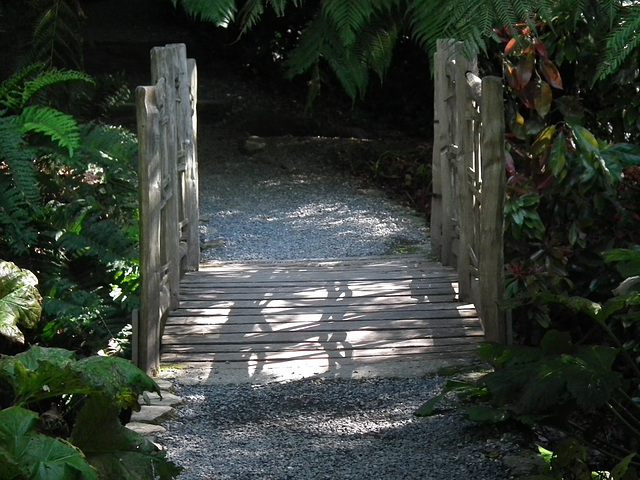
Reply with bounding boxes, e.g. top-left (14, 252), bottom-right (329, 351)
top-left (161, 256), bottom-right (483, 383)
